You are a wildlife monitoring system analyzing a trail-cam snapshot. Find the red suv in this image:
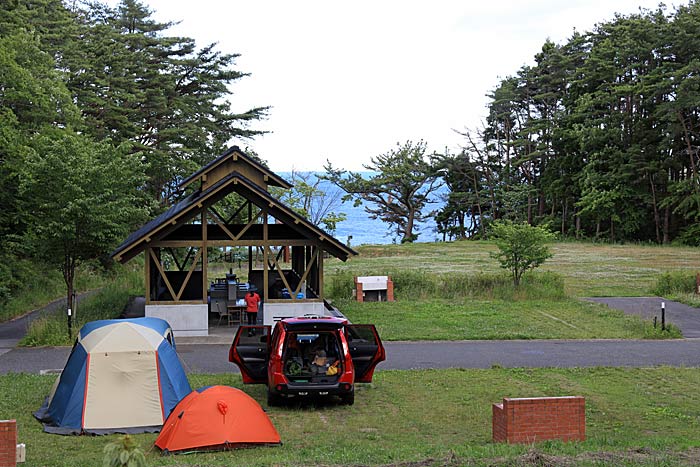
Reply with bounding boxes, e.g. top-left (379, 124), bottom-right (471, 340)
top-left (228, 316), bottom-right (385, 405)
